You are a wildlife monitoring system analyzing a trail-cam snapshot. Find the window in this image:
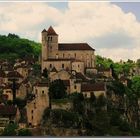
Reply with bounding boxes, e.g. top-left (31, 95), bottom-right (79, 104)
top-left (78, 65), bottom-right (79, 68)
top-left (63, 53), bottom-right (65, 58)
top-left (51, 37), bottom-right (52, 41)
top-left (75, 53), bottom-right (76, 58)
top-left (62, 64), bottom-right (64, 69)
top-left (42, 90), bottom-right (45, 96)
top-left (74, 85), bottom-right (77, 89)
top-left (50, 64), bottom-right (52, 68)
top-left (48, 37), bottom-right (50, 41)
top-left (31, 110), bottom-right (33, 113)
